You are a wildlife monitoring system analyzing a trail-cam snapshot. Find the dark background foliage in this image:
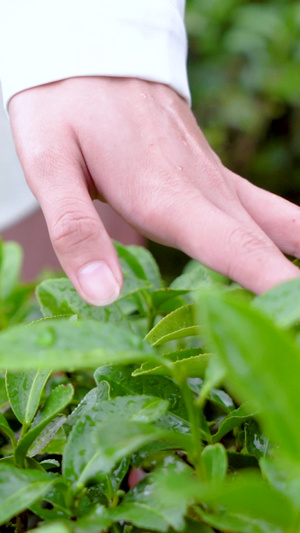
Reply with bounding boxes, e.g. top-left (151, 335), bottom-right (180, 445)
top-left (186, 0), bottom-right (300, 201)
top-left (152, 0), bottom-right (300, 279)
